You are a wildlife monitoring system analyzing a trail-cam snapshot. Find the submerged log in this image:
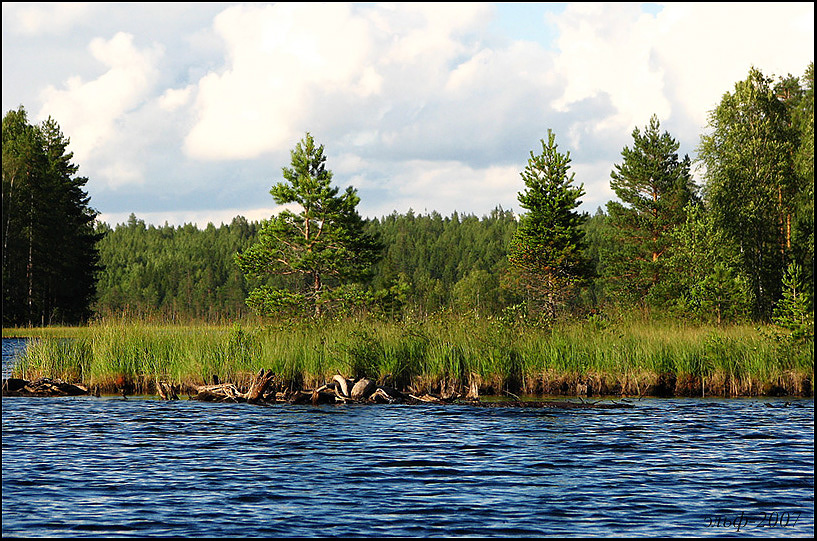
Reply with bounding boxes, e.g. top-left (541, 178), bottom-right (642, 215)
top-left (191, 383), bottom-right (243, 402)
